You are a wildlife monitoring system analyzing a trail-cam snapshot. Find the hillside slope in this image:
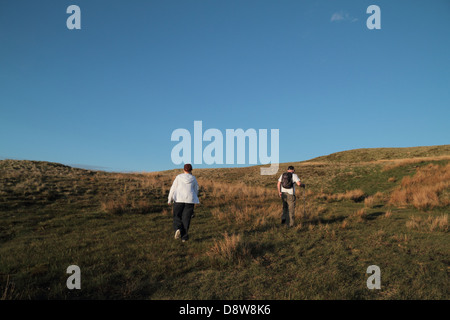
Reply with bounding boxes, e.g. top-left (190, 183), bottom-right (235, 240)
top-left (0, 145), bottom-right (448, 300)
top-left (308, 145), bottom-right (450, 163)
top-left (170, 144), bottom-right (450, 193)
